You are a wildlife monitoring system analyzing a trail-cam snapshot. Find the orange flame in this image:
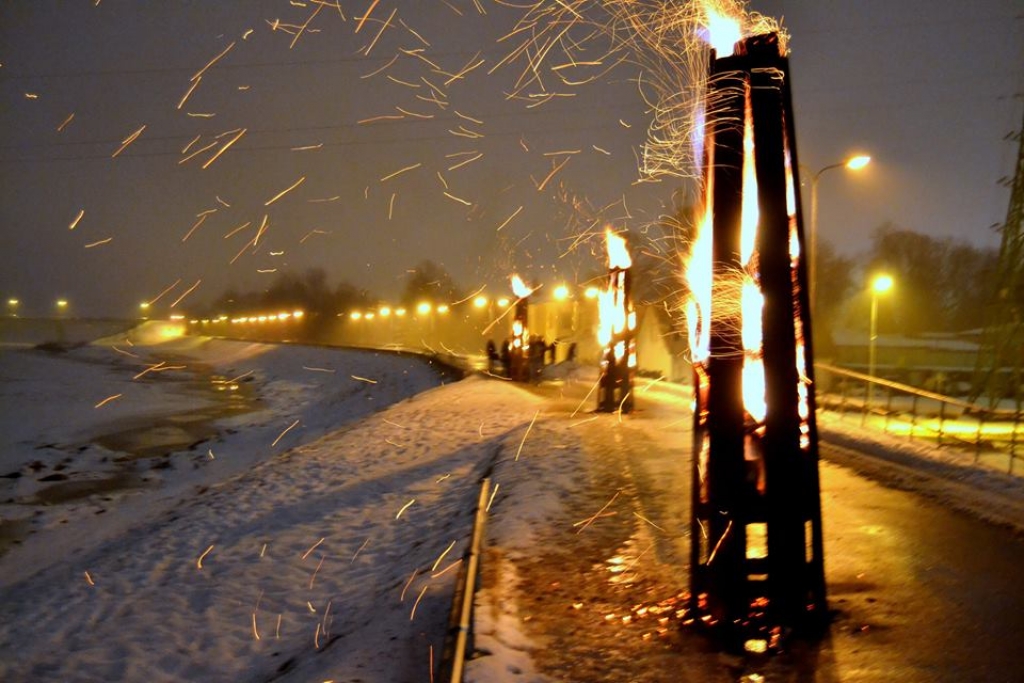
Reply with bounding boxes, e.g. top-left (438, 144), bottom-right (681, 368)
top-left (605, 227), bottom-right (632, 269)
top-left (739, 87), bottom-right (766, 423)
top-left (510, 274), bottom-right (533, 299)
top-left (699, 1), bottom-right (788, 57)
top-left (597, 232), bottom-right (634, 358)
top-left (701, 3), bottom-right (743, 57)
top-left (684, 200), bottom-right (713, 364)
